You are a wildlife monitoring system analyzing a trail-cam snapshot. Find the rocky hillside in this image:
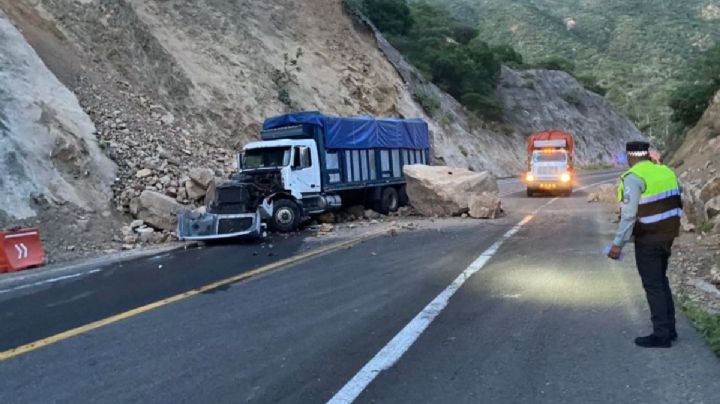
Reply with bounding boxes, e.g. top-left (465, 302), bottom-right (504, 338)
top-left (0, 0), bottom-right (642, 261)
top-left (672, 90), bottom-right (720, 233)
top-left (0, 10), bottom-right (117, 259)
